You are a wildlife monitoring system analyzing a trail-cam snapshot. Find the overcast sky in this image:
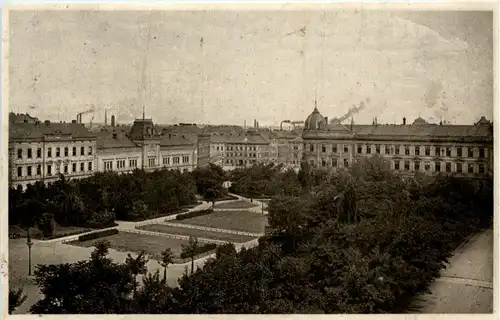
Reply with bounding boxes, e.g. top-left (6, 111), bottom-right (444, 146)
top-left (8, 9), bottom-right (493, 126)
